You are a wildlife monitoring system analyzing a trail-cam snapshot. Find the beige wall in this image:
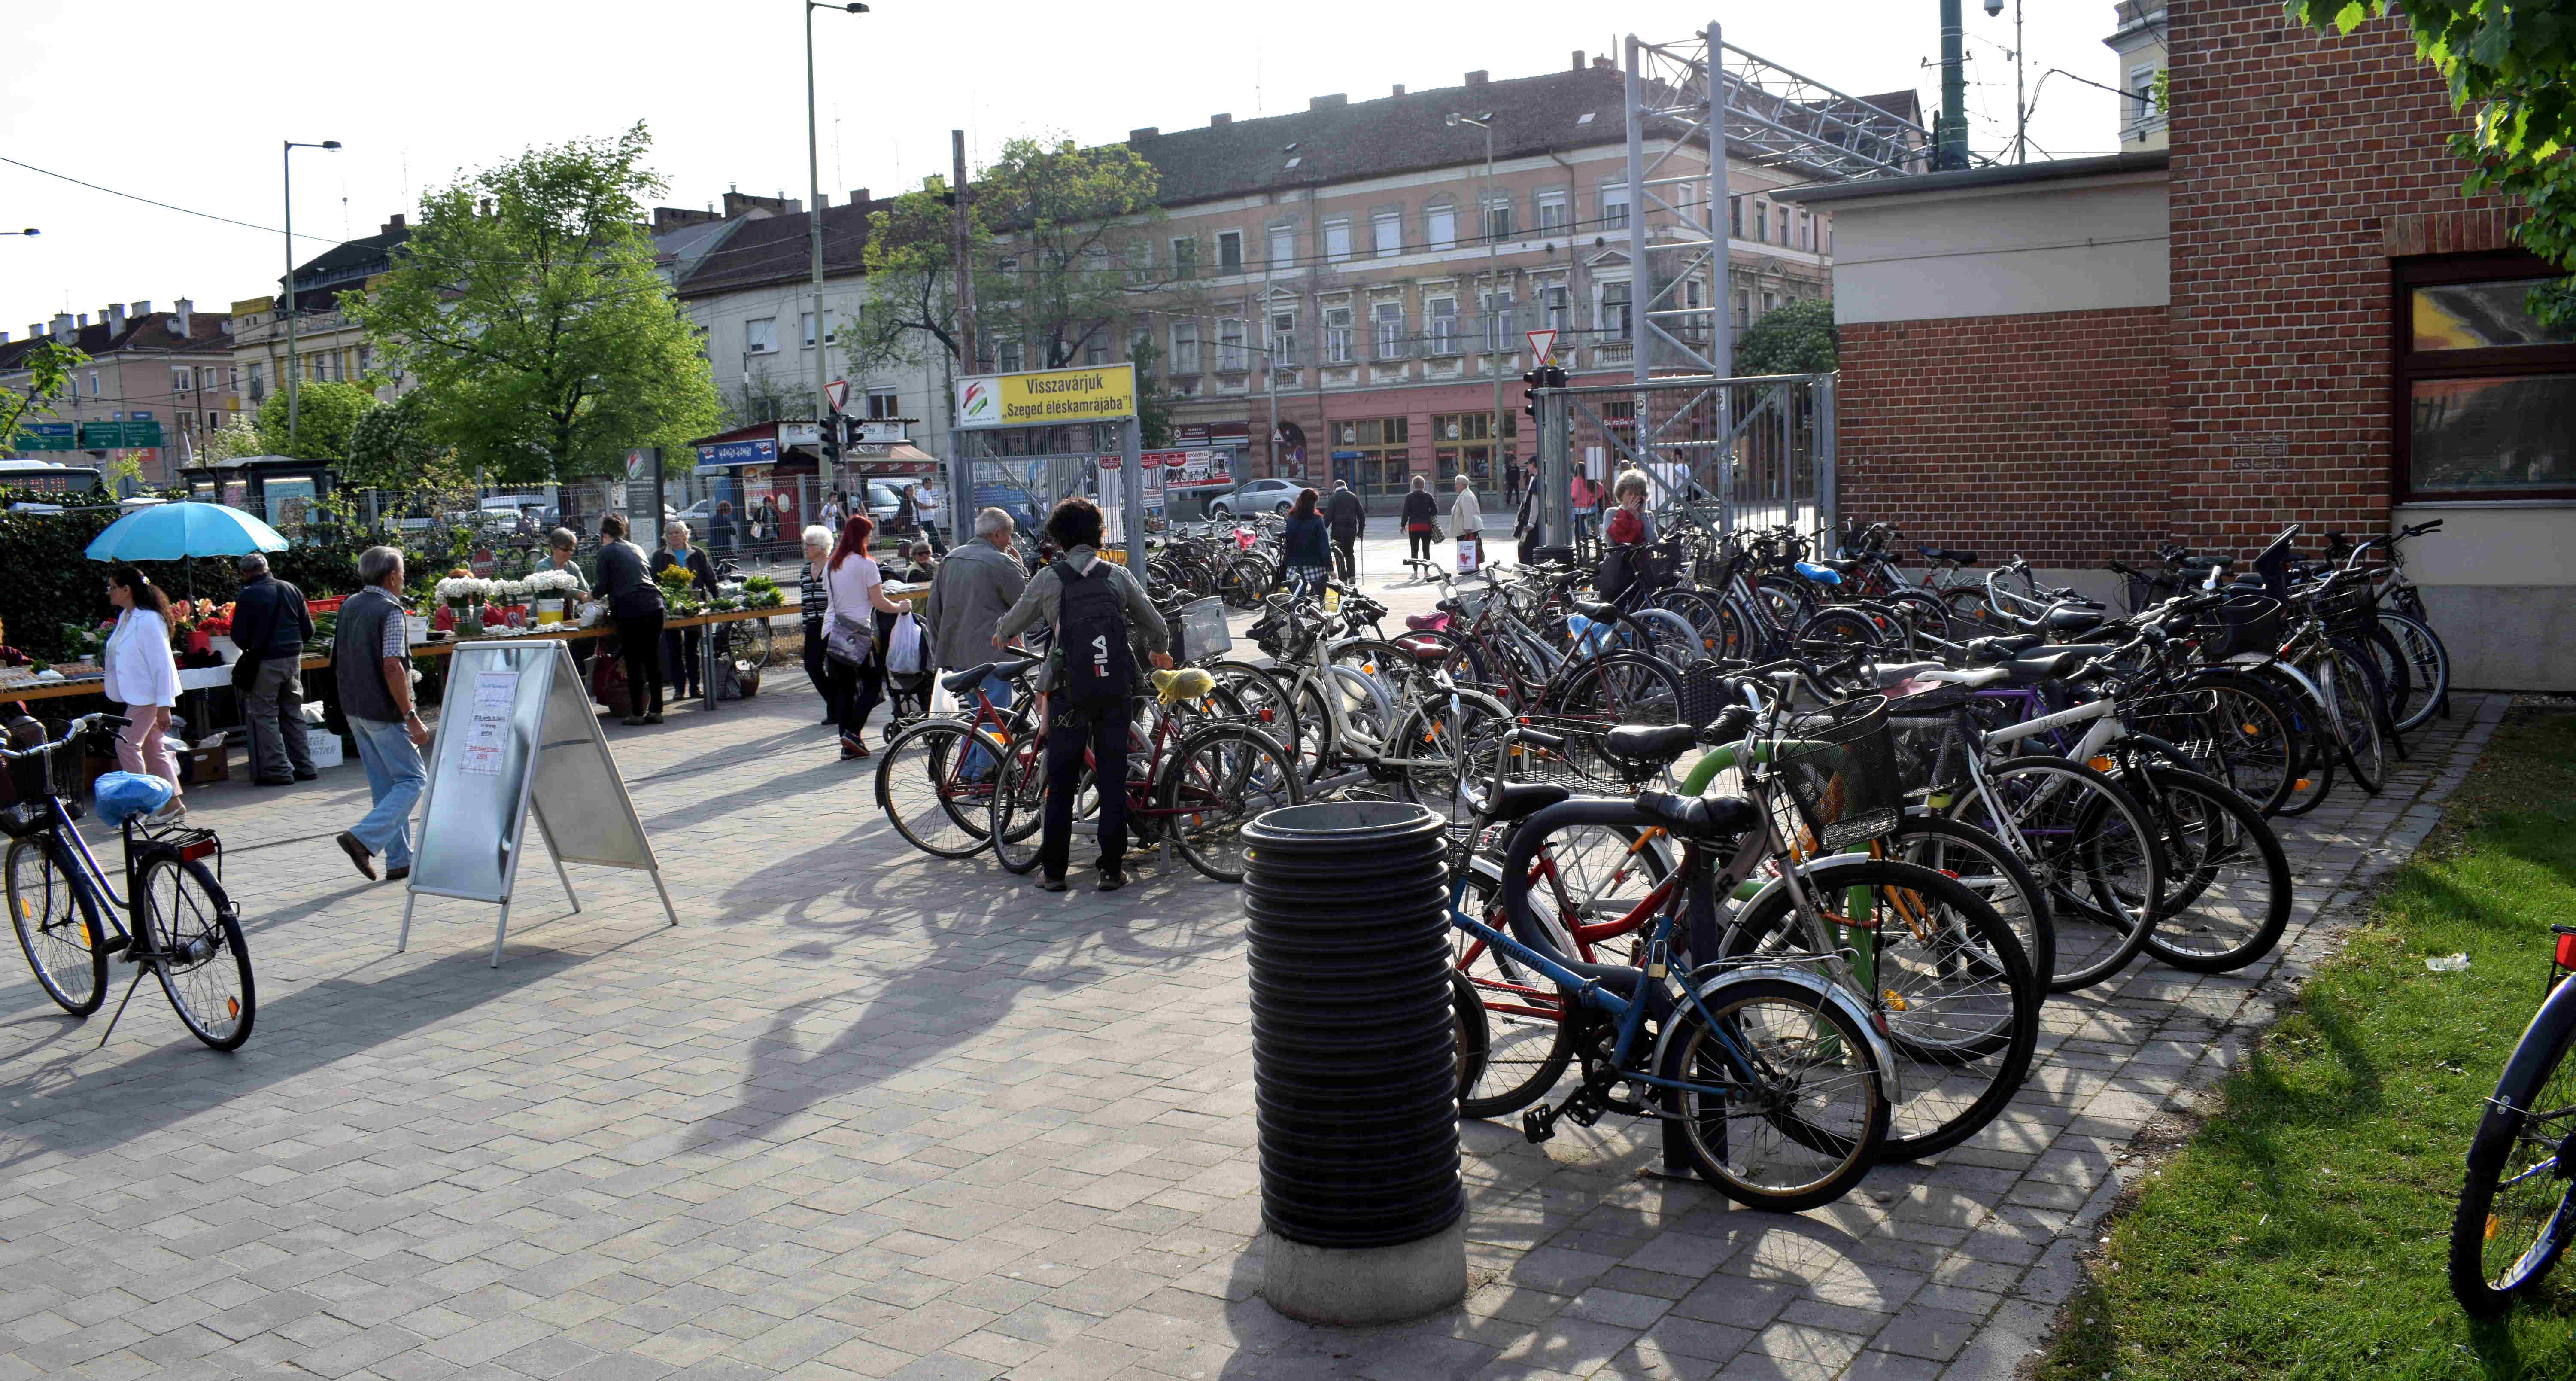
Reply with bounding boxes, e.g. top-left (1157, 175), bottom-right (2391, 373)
top-left (1816, 169), bottom-right (2169, 324)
